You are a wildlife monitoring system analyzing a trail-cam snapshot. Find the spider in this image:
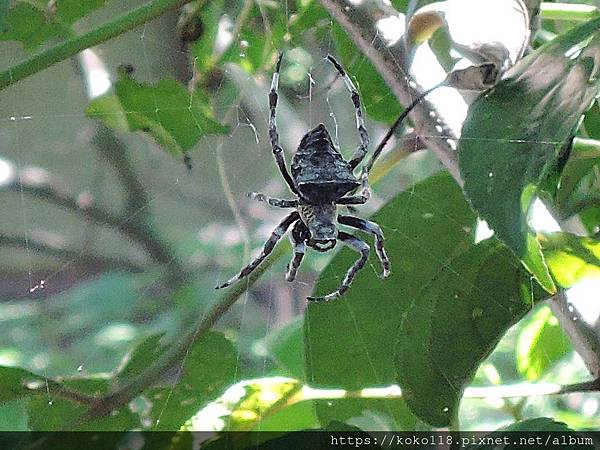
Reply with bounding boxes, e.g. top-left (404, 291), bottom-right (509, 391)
top-left (216, 54), bottom-right (391, 302)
